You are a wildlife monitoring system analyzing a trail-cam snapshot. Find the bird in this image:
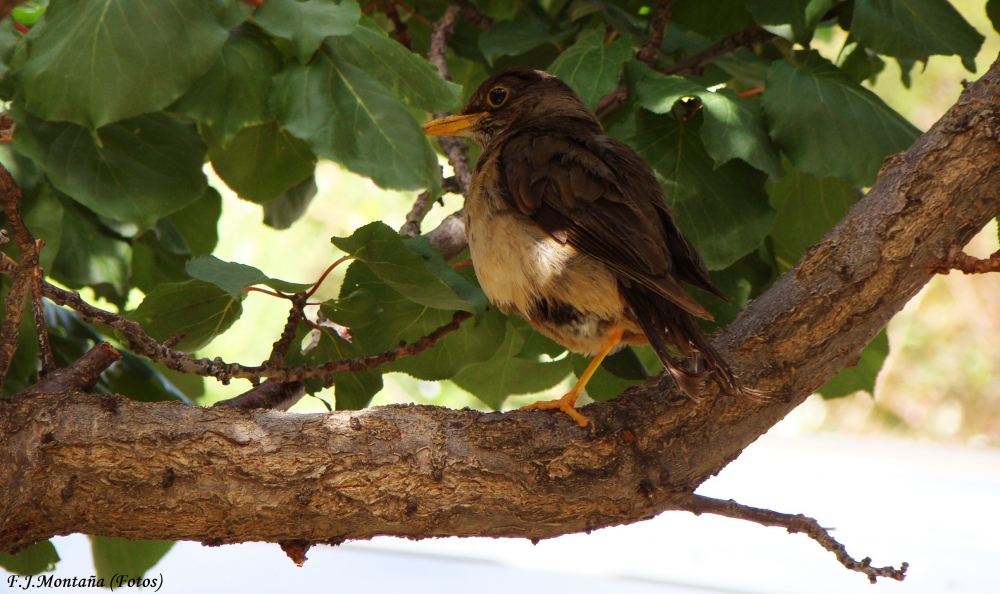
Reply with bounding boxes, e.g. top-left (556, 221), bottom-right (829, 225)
top-left (422, 68), bottom-right (746, 427)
